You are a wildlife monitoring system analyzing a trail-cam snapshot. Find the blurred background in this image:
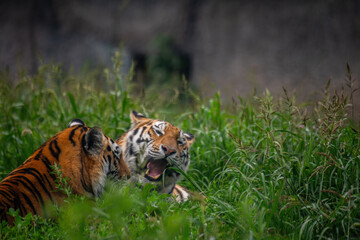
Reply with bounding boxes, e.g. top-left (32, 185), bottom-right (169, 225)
top-left (1, 0), bottom-right (359, 106)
